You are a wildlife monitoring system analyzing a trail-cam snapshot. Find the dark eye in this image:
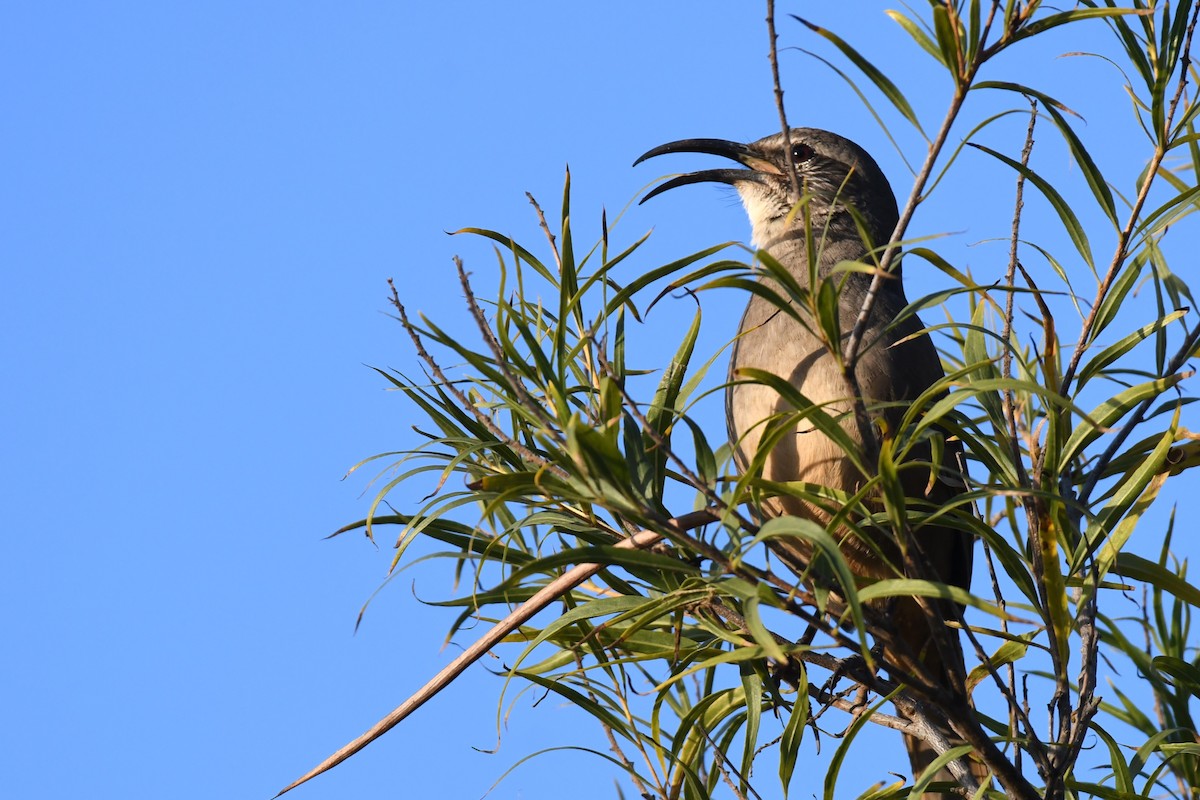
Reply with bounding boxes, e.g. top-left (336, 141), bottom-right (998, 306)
top-left (790, 143), bottom-right (815, 163)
